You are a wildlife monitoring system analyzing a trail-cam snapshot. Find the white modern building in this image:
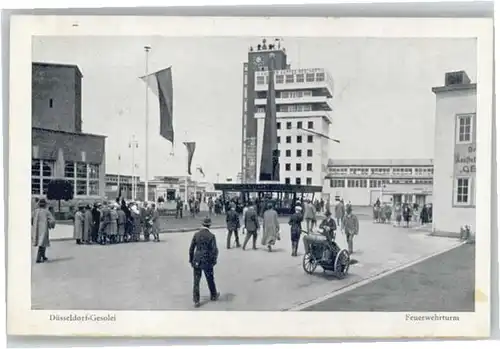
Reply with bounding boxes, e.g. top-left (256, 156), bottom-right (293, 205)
top-left (431, 71), bottom-right (476, 235)
top-left (241, 39), bottom-right (333, 188)
top-left (325, 159), bottom-right (434, 206)
top-left (253, 68), bottom-right (333, 186)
